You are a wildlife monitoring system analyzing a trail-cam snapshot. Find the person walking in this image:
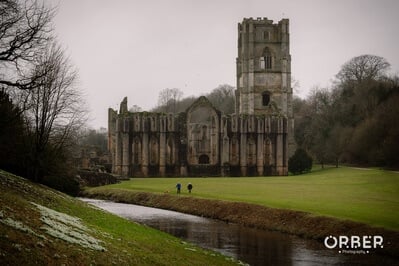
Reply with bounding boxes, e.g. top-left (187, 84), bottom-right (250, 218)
top-left (176, 183), bottom-right (181, 194)
top-left (187, 183), bottom-right (193, 193)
